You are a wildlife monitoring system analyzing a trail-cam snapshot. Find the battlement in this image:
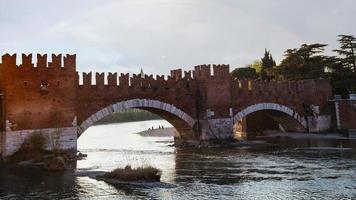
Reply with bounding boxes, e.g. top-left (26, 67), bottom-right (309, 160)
top-left (78, 71), bottom-right (187, 88)
top-left (77, 64), bottom-right (232, 88)
top-left (0, 52), bottom-right (328, 95)
top-left (192, 64), bottom-right (230, 80)
top-left (78, 64), bottom-right (230, 88)
top-left (0, 53), bottom-right (76, 69)
top-left (235, 78), bottom-right (331, 94)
